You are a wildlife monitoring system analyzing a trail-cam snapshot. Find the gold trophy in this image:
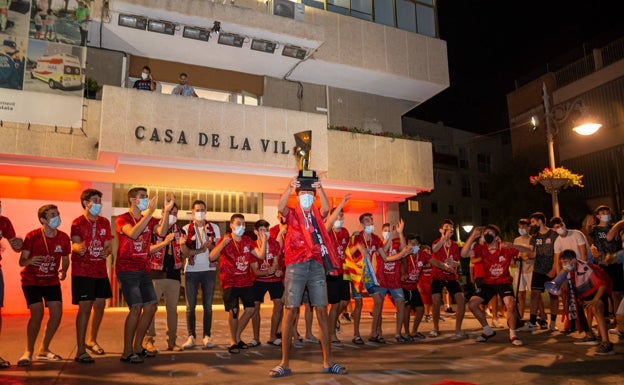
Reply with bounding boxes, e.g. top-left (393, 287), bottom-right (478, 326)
top-left (293, 130), bottom-right (318, 190)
